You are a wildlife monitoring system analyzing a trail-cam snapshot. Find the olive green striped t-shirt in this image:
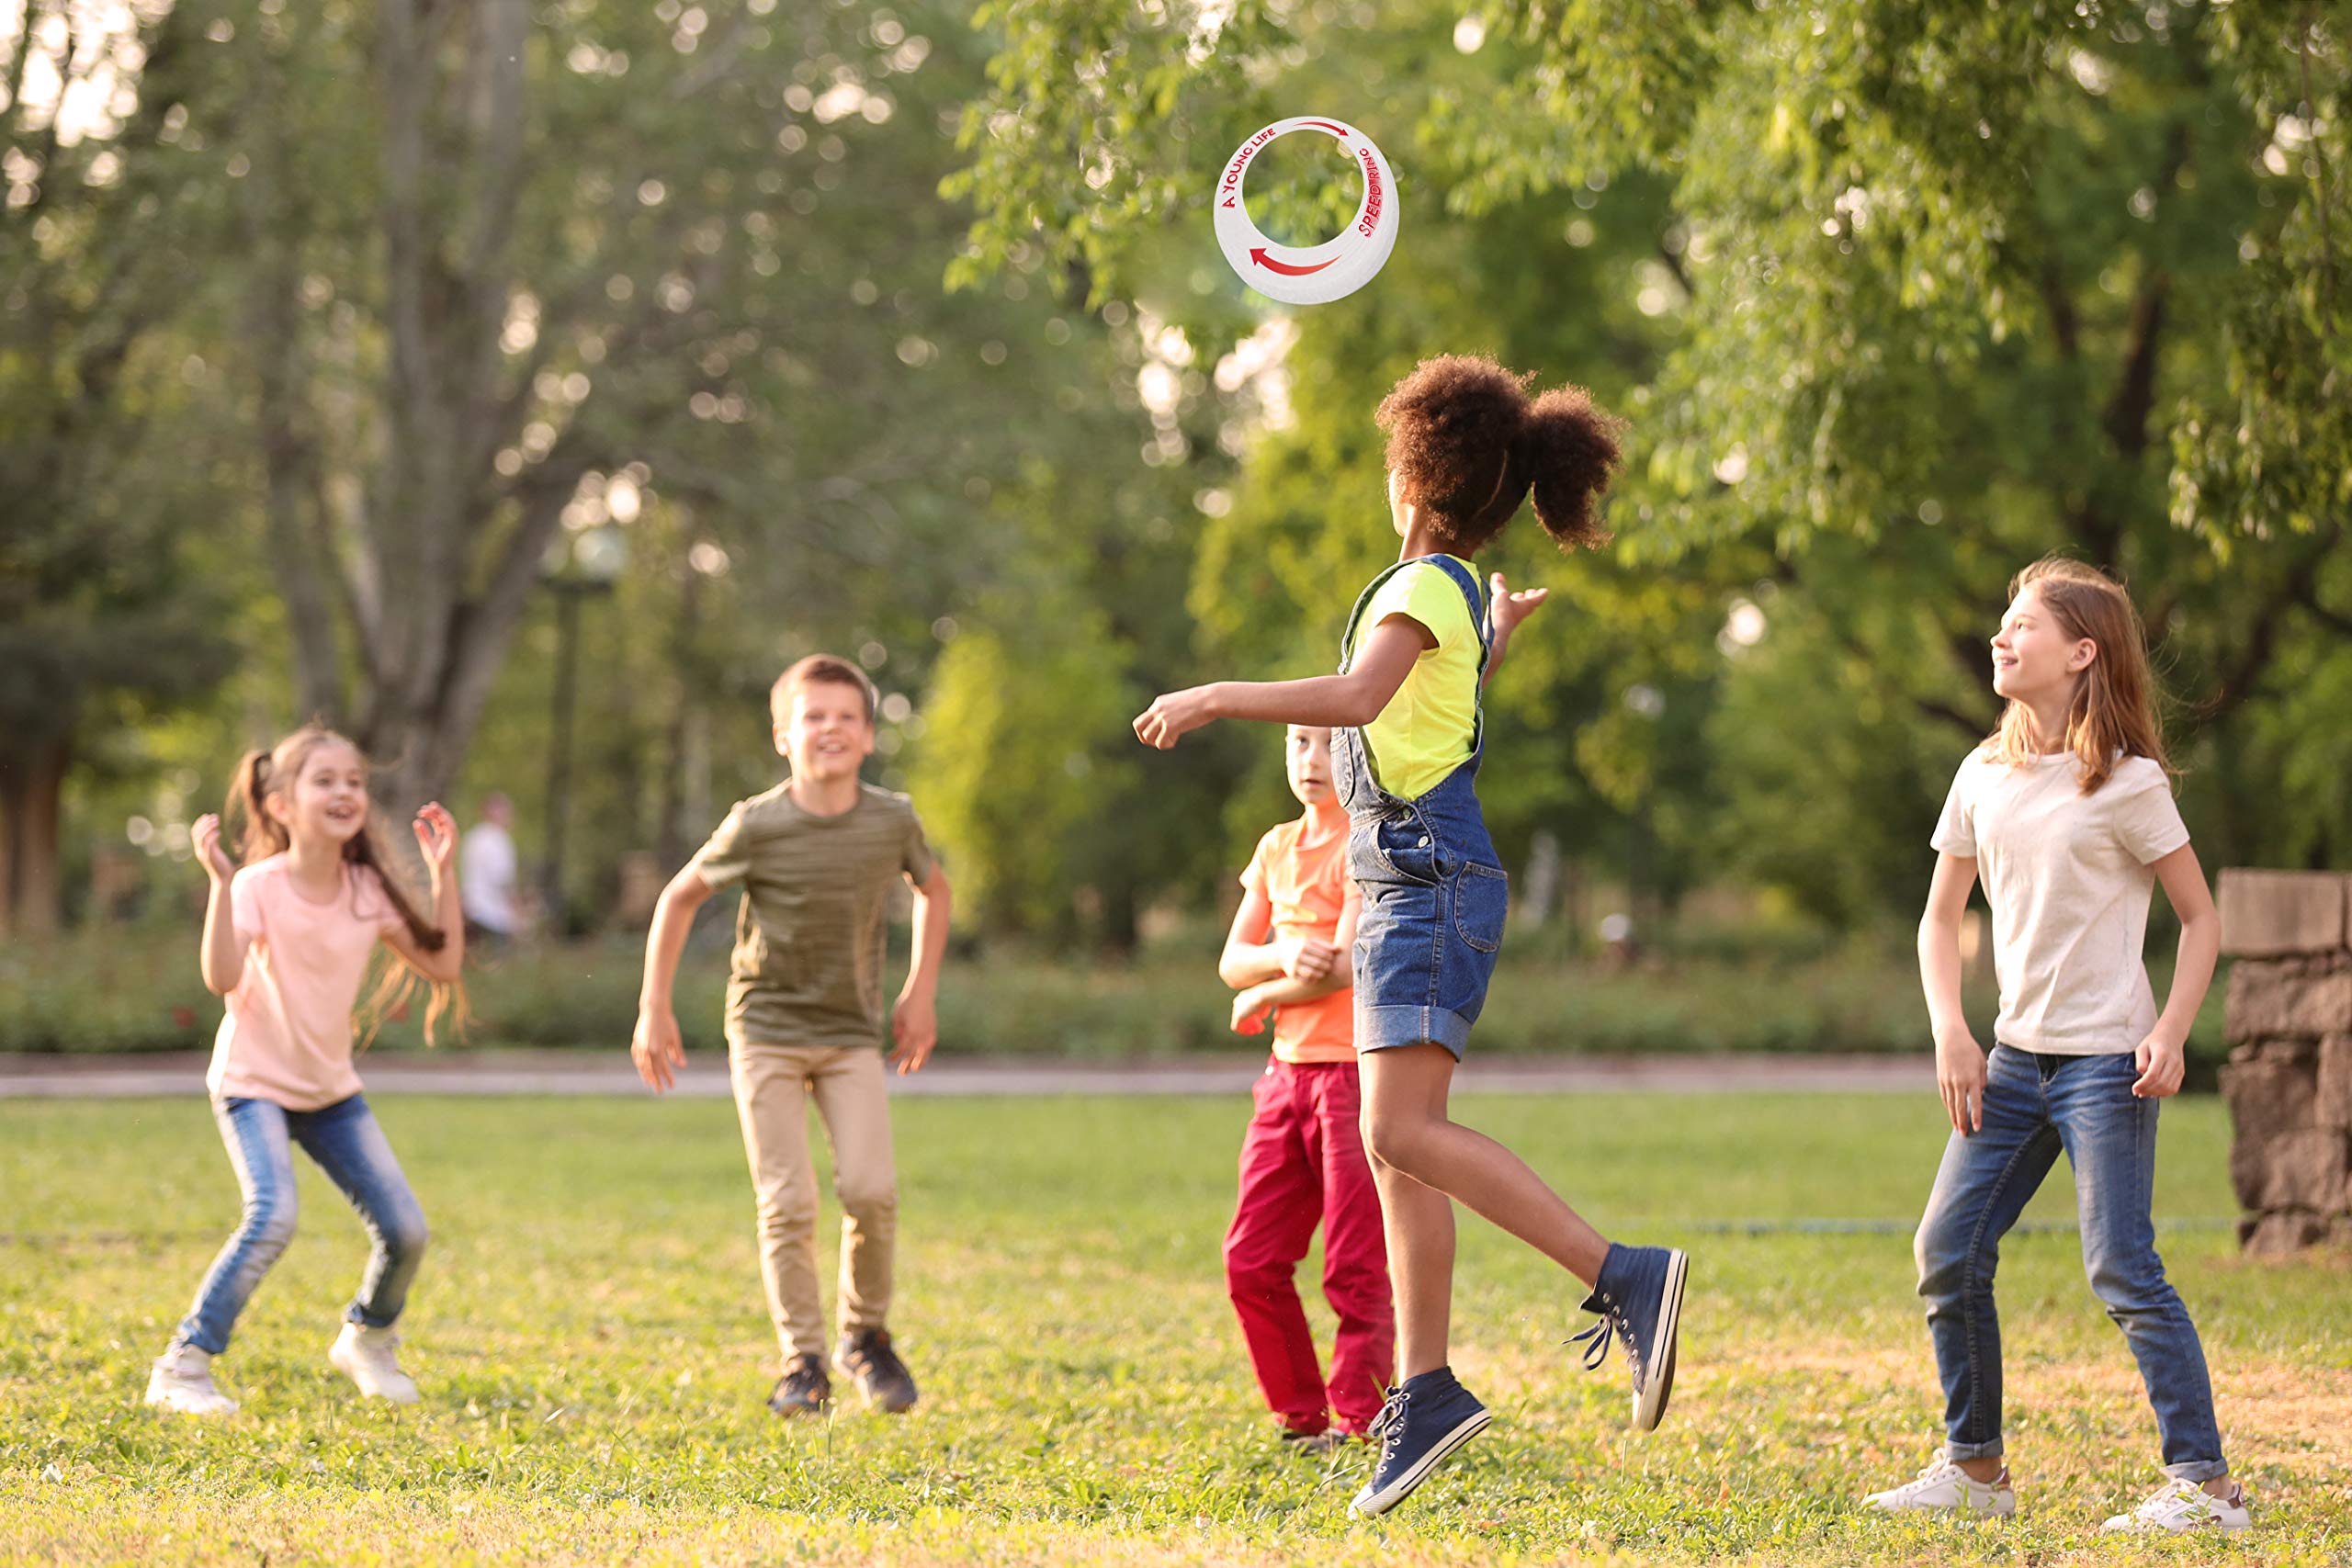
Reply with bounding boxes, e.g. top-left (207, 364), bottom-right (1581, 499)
top-left (690, 781), bottom-right (936, 1050)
